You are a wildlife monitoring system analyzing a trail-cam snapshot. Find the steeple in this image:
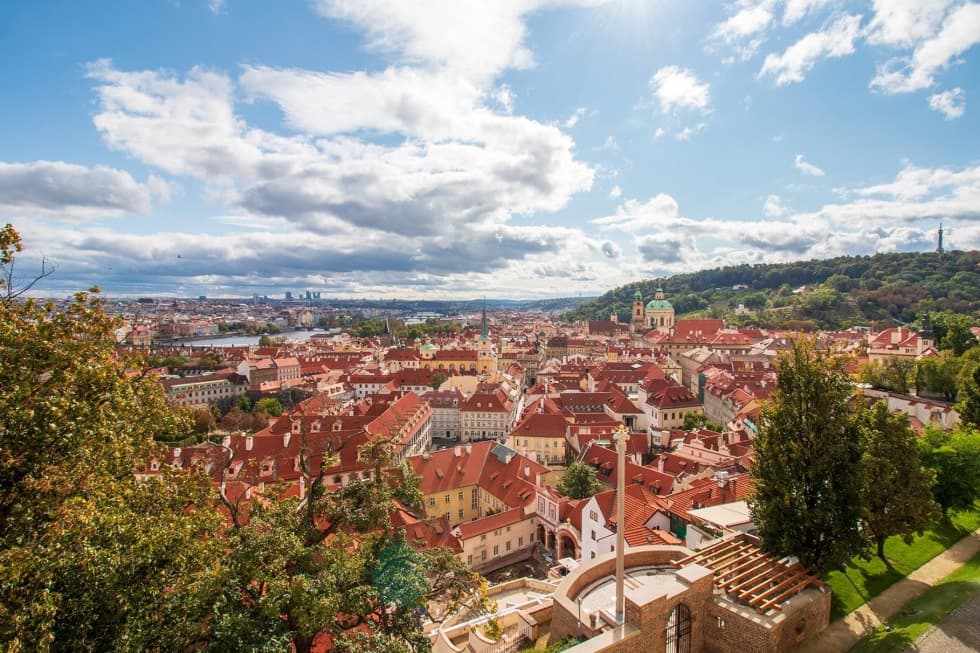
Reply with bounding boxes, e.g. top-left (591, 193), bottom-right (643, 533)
top-left (480, 298), bottom-right (488, 340)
